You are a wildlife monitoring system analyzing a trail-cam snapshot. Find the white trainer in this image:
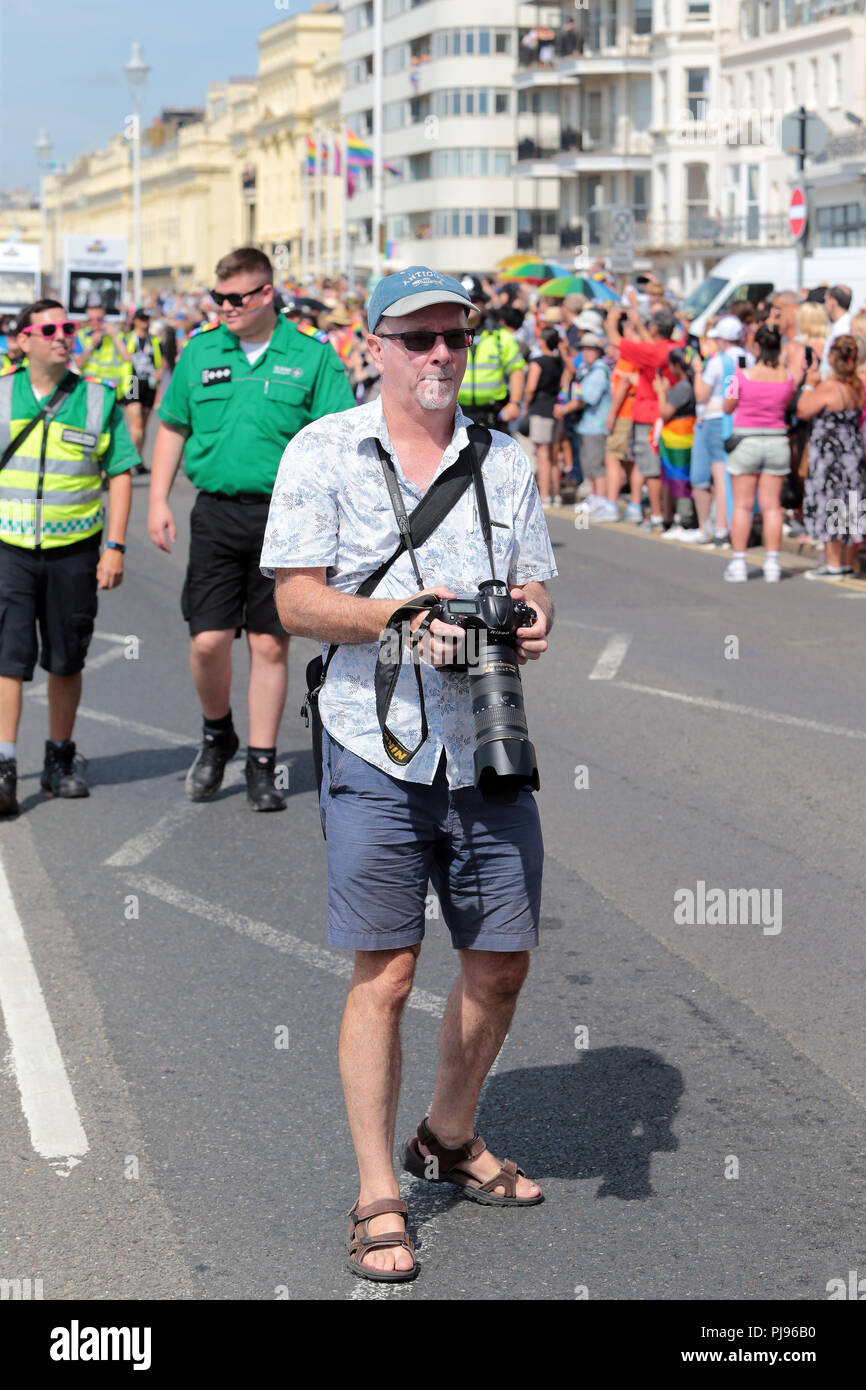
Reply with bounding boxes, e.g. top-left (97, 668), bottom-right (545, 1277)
top-left (724, 559), bottom-right (748, 583)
